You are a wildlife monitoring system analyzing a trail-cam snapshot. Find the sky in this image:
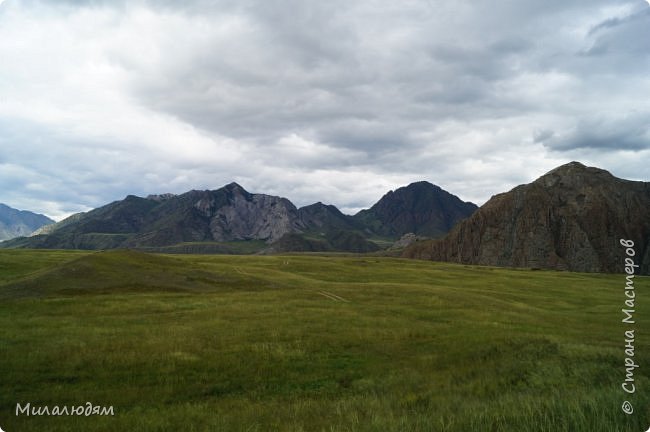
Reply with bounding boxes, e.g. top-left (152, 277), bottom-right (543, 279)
top-left (0, 0), bottom-right (649, 220)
